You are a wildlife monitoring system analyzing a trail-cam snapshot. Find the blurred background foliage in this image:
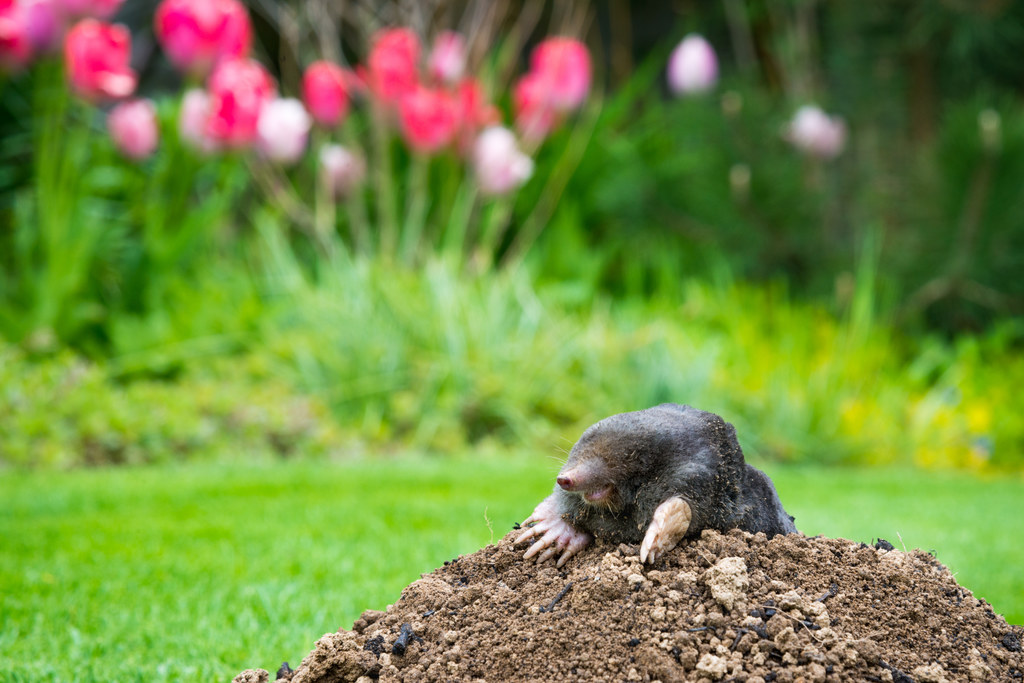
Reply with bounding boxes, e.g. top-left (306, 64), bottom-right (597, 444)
top-left (1, 0), bottom-right (1023, 470)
